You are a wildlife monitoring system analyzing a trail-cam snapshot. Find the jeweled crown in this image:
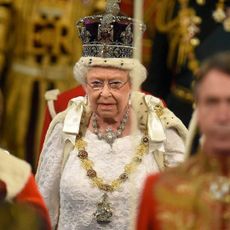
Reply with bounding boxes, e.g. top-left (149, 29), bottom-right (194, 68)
top-left (76, 0), bottom-right (146, 58)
